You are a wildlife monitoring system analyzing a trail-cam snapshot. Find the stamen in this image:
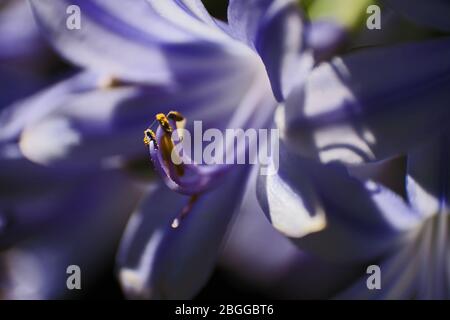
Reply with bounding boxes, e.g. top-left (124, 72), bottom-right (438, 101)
top-left (168, 111), bottom-right (186, 139)
top-left (171, 195), bottom-right (198, 229)
top-left (156, 113), bottom-right (173, 133)
top-left (145, 110), bottom-right (226, 195)
top-left (150, 112), bottom-right (186, 176)
top-left (159, 132), bottom-right (184, 176)
top-left (143, 129), bottom-right (157, 148)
